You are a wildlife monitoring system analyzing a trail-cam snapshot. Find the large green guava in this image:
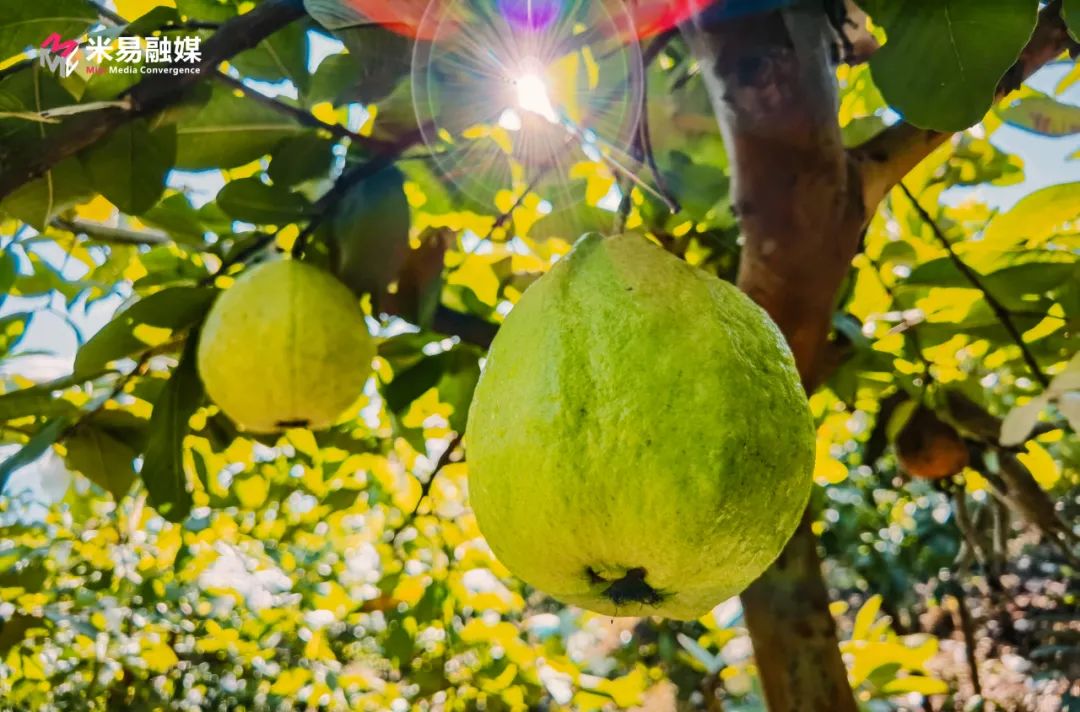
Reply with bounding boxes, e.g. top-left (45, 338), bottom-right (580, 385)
top-left (466, 233), bottom-right (815, 619)
top-left (197, 259), bottom-right (375, 434)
